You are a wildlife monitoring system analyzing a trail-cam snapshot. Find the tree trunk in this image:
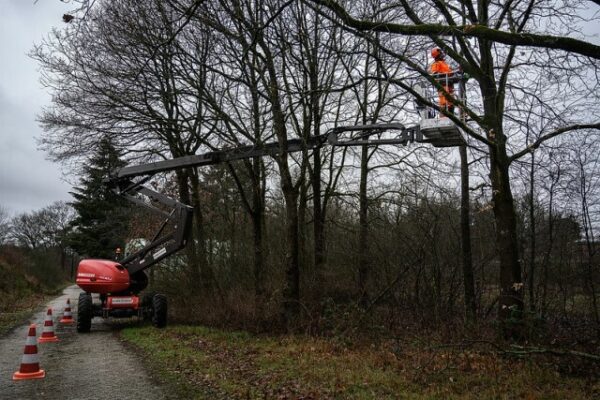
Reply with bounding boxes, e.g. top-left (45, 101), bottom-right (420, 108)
top-left (258, 35), bottom-right (302, 328)
top-left (541, 187), bottom-right (554, 317)
top-left (282, 188), bottom-right (300, 325)
top-left (298, 176), bottom-right (308, 283)
top-left (251, 159), bottom-right (265, 316)
top-left (460, 144), bottom-right (476, 322)
top-left (478, 37), bottom-right (524, 330)
top-left (175, 169), bottom-right (201, 285)
top-left (252, 210), bottom-right (264, 307)
top-left (489, 138), bottom-right (524, 330)
top-left (189, 169), bottom-right (212, 290)
top-left (358, 144), bottom-right (370, 305)
top-left (528, 153), bottom-right (536, 311)
top-left (313, 147), bottom-right (325, 274)
top-left (308, 13), bottom-right (326, 276)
